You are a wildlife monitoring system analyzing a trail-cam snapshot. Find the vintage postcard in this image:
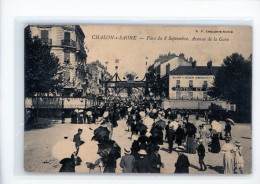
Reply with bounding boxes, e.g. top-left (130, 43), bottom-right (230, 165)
top-left (24, 25), bottom-right (252, 174)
